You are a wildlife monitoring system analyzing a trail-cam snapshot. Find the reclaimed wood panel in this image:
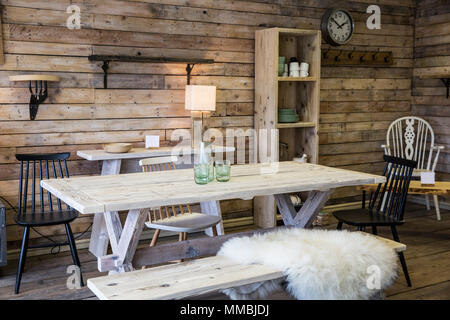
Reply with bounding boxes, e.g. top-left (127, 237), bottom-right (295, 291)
top-left (0, 0), bottom-right (416, 246)
top-left (413, 0), bottom-right (450, 184)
